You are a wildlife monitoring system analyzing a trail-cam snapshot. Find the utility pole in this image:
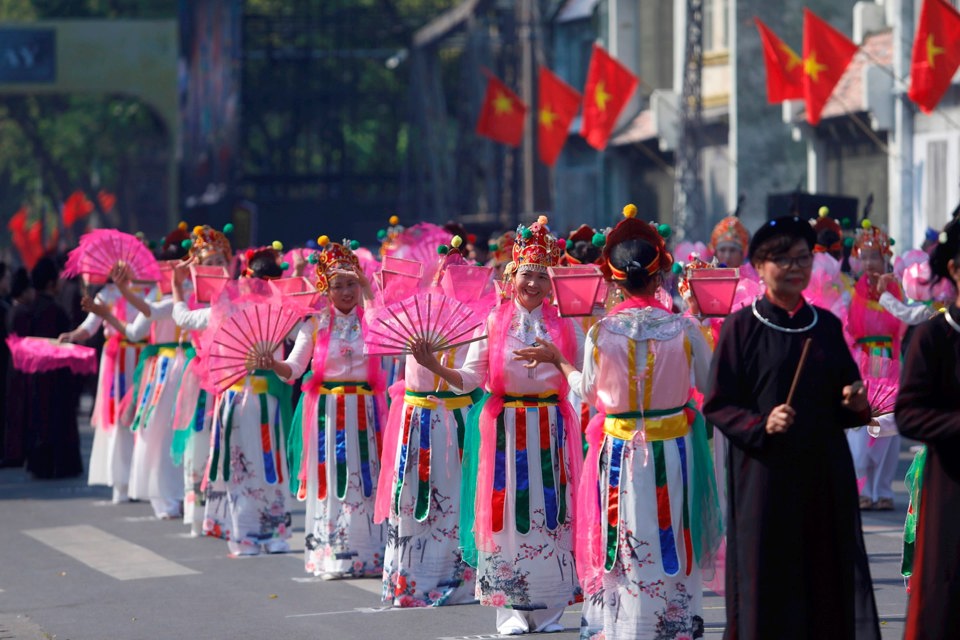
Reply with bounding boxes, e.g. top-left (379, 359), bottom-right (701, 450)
top-left (674, 0), bottom-right (706, 240)
top-left (519, 0), bottom-right (535, 219)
